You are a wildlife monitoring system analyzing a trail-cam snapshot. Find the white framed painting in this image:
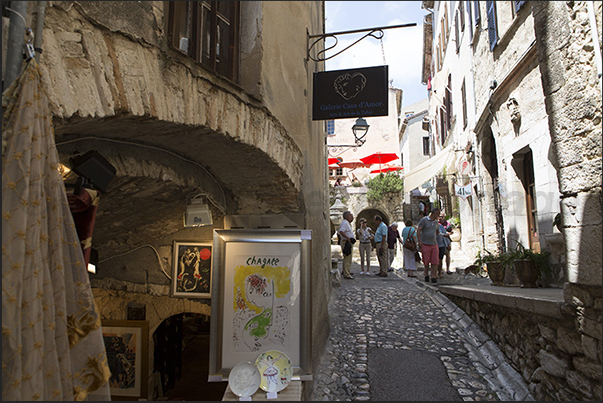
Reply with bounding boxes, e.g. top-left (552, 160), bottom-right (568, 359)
top-left (208, 229), bottom-right (312, 381)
